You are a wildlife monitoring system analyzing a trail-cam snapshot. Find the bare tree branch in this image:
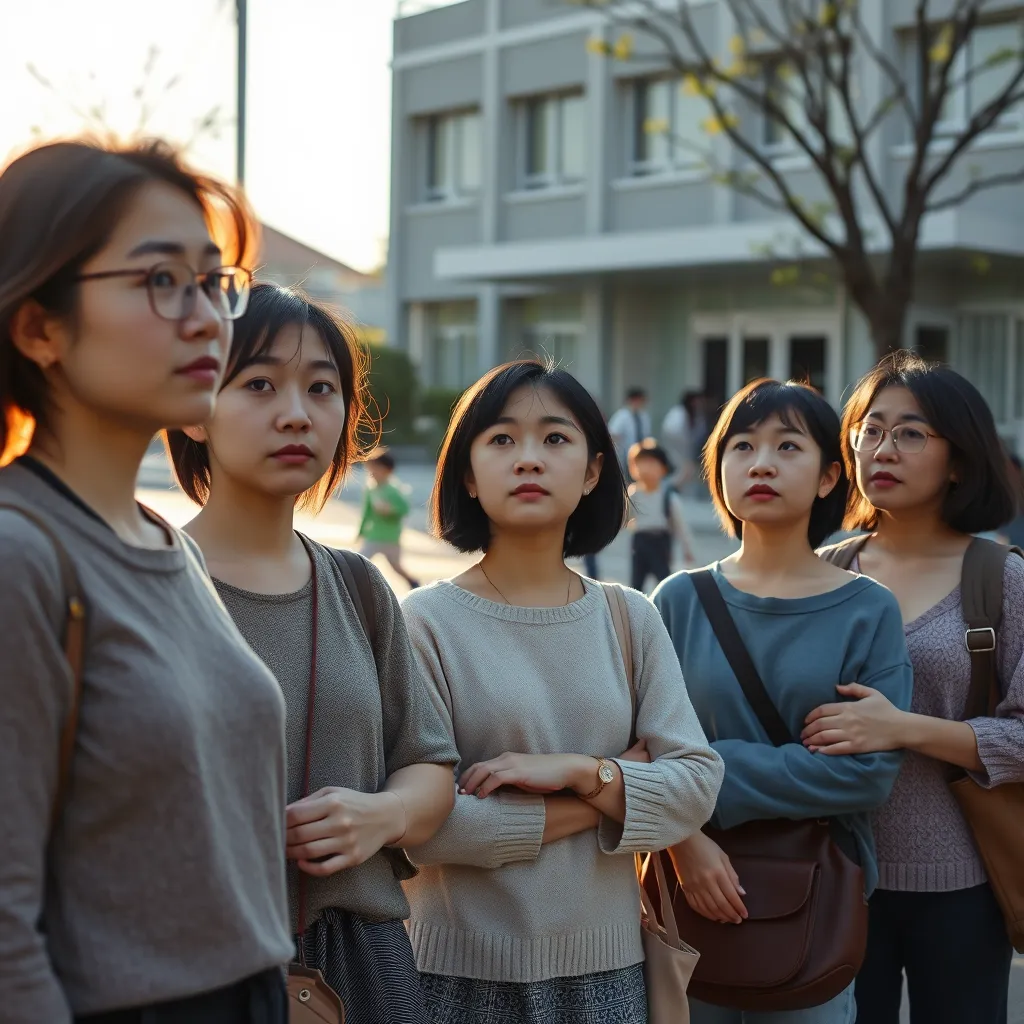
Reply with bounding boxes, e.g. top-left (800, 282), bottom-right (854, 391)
top-left (926, 165), bottom-right (1024, 212)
